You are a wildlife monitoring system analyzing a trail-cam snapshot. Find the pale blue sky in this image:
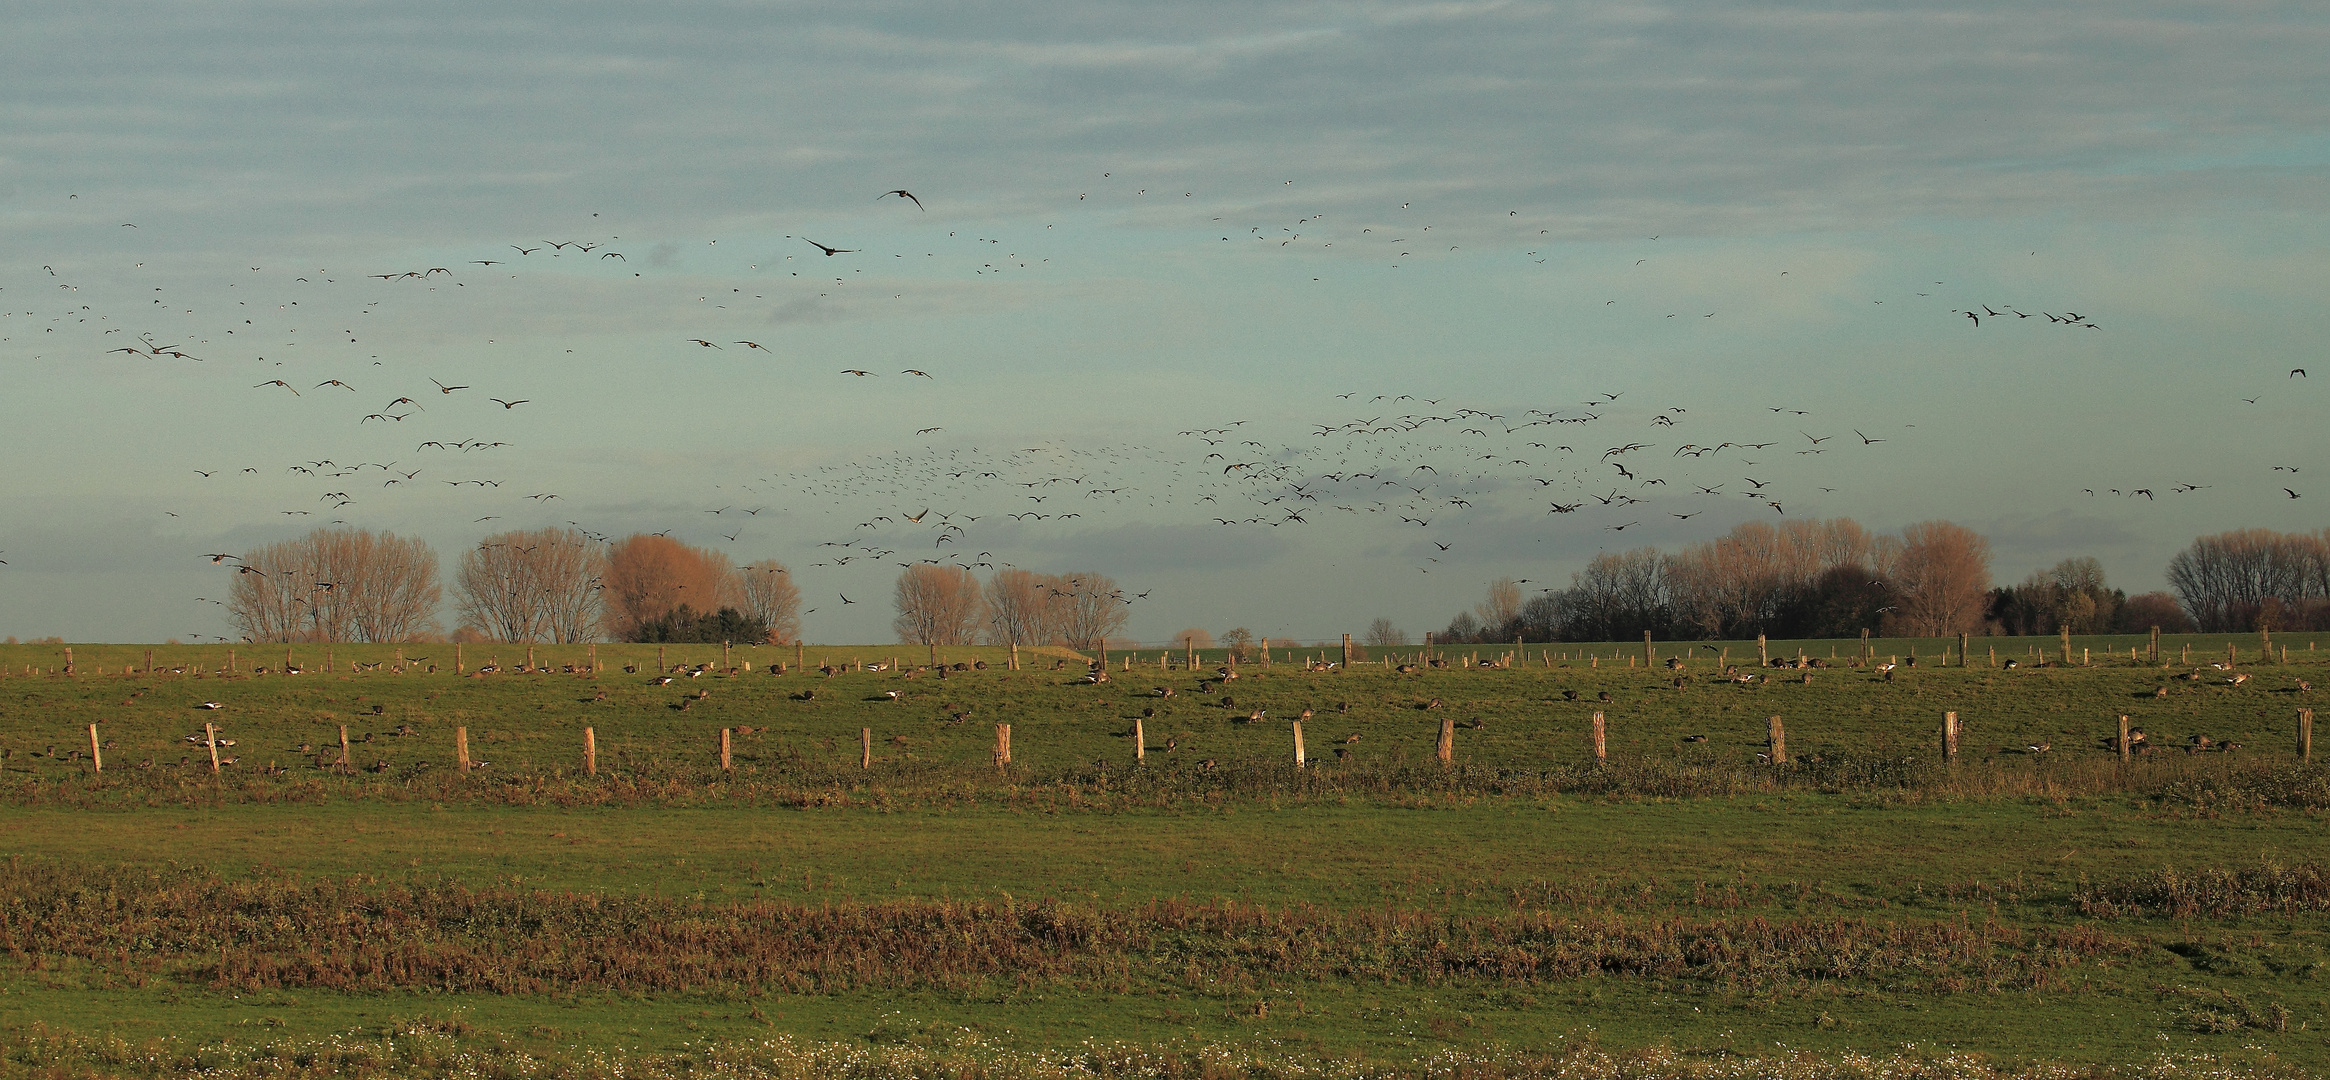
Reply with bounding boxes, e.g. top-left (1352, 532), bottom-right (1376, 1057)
top-left (3, 2), bottom-right (2326, 643)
